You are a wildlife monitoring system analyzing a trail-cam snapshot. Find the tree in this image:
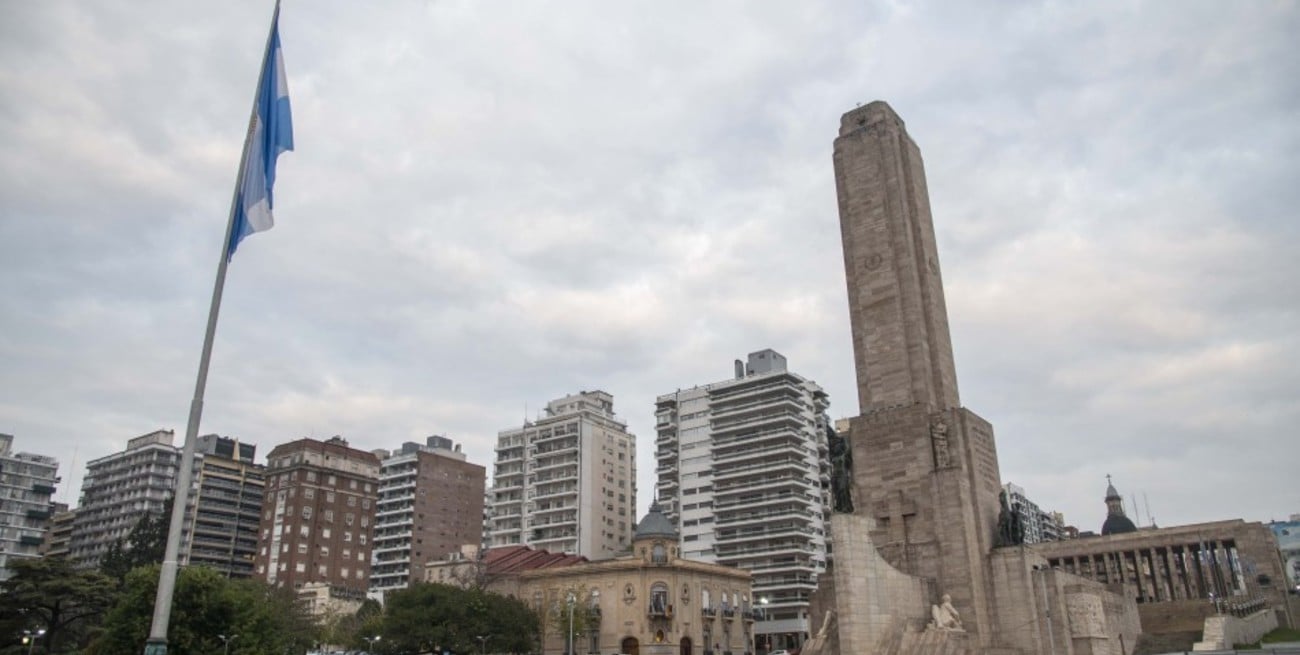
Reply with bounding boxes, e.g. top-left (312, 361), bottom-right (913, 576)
top-left (378, 583), bottom-right (538, 655)
top-left (100, 497), bottom-right (172, 584)
top-left (544, 584), bottom-right (599, 655)
top-left (88, 565), bottom-right (316, 655)
top-left (0, 557), bottom-right (118, 653)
